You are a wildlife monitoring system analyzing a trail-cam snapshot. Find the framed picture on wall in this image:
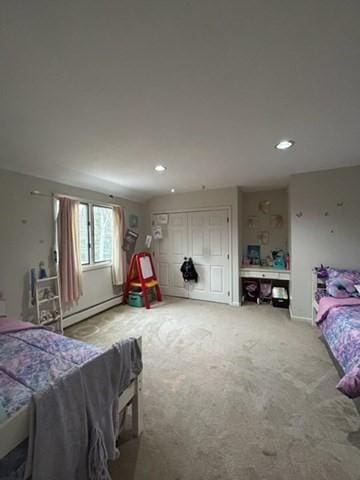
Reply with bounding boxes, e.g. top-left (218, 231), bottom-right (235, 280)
top-left (258, 200), bottom-right (271, 214)
top-left (123, 229), bottom-right (139, 264)
top-left (156, 214), bottom-right (169, 225)
top-left (270, 214), bottom-right (283, 228)
top-left (247, 215), bottom-right (258, 228)
top-left (247, 245), bottom-right (261, 264)
top-left (129, 214), bottom-right (138, 228)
